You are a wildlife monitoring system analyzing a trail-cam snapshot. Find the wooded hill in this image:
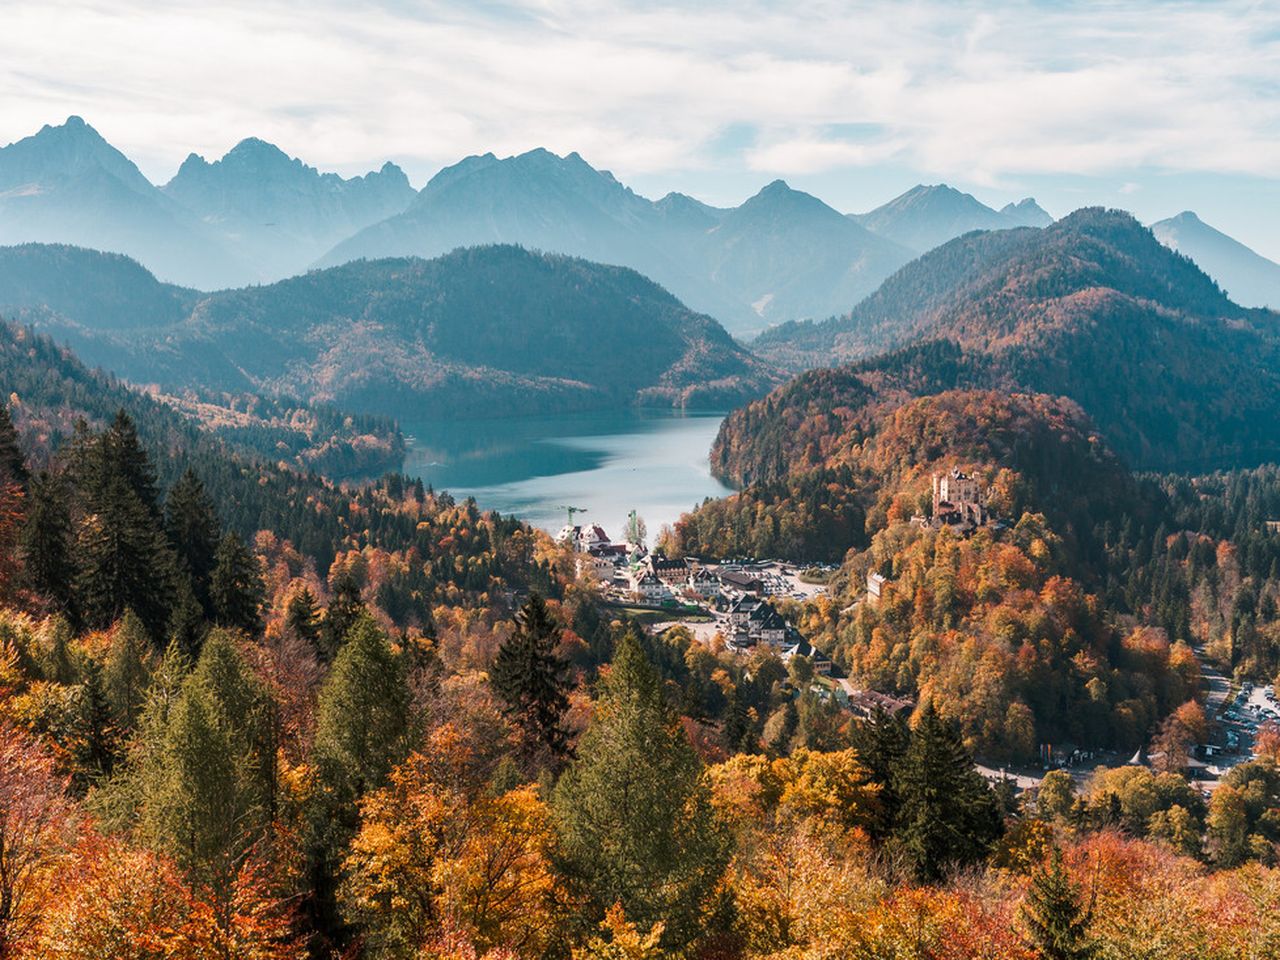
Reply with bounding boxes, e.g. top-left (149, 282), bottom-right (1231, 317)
top-left (742, 208), bottom-right (1280, 474)
top-left (0, 243), bottom-right (780, 419)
